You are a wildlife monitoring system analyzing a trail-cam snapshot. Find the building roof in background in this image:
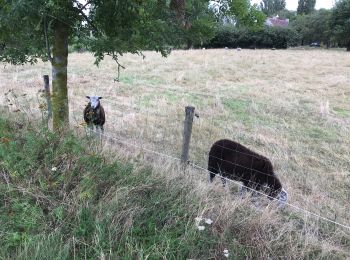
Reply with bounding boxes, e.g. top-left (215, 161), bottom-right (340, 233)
top-left (265, 17), bottom-right (289, 27)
